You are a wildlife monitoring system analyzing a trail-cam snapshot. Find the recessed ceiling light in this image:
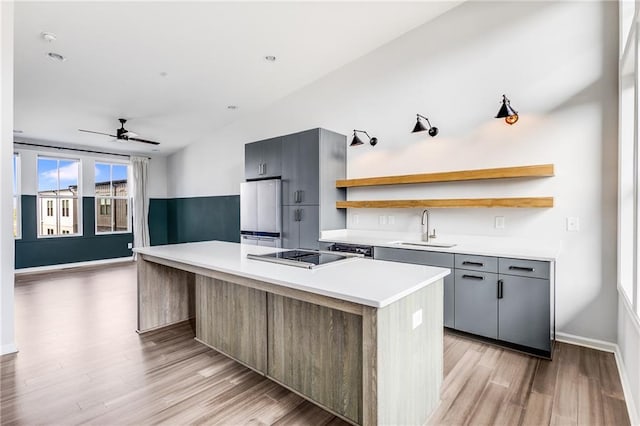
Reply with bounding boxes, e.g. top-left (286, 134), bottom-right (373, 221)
top-left (159, 72), bottom-right (168, 77)
top-left (41, 32), bottom-right (57, 42)
top-left (227, 105), bottom-right (238, 110)
top-left (152, 148), bottom-right (159, 152)
top-left (265, 55), bottom-right (276, 62)
top-left (47, 52), bottom-right (66, 62)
